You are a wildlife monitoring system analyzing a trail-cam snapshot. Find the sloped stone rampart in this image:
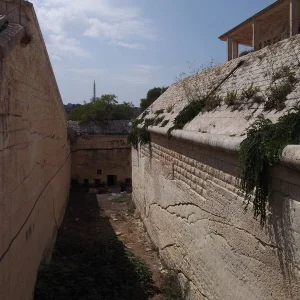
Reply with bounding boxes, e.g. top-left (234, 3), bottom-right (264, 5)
top-left (144, 35), bottom-right (300, 137)
top-left (0, 3), bottom-right (70, 300)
